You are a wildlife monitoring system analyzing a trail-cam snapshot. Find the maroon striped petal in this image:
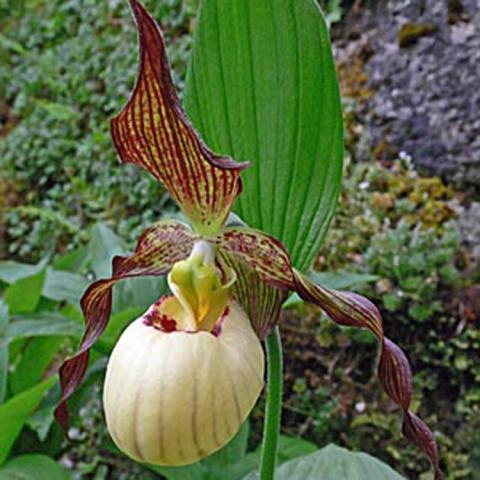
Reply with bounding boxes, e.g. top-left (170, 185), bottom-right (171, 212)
top-left (218, 249), bottom-right (287, 339)
top-left (403, 411), bottom-right (443, 480)
top-left (54, 221), bottom-right (195, 431)
top-left (214, 226), bottom-right (294, 290)
top-left (111, 0), bottom-right (248, 235)
top-left (216, 226), bottom-right (442, 478)
top-left (294, 273), bottom-right (442, 479)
